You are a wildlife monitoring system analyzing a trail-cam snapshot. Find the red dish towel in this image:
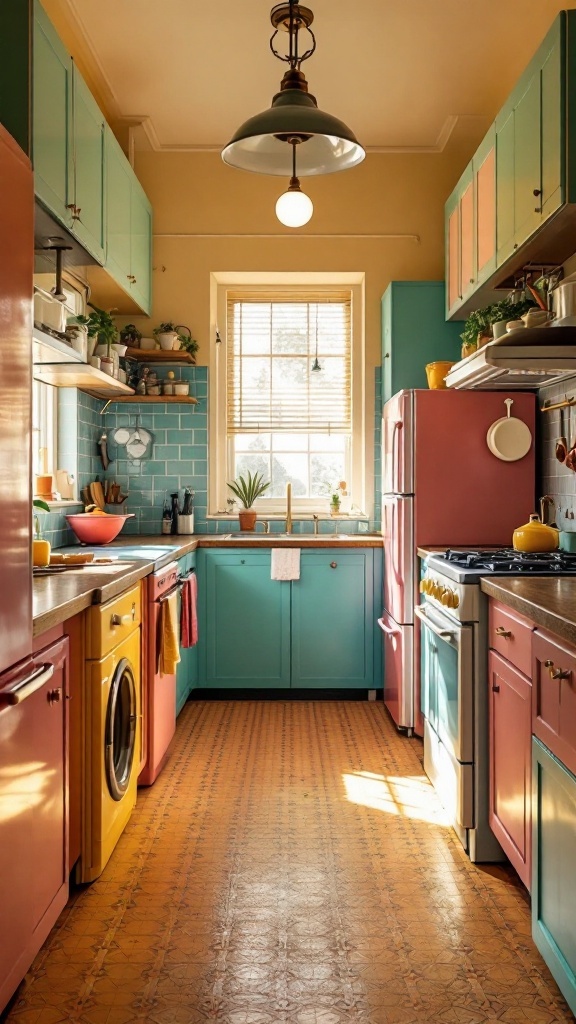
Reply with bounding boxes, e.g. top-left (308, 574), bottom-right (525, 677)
top-left (181, 574), bottom-right (198, 647)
